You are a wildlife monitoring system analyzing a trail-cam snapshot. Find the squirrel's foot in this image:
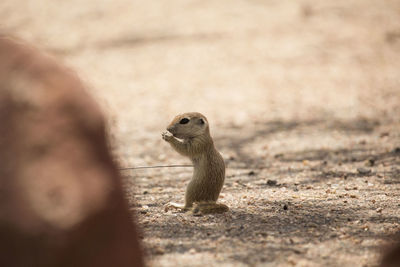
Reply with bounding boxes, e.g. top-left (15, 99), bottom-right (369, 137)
top-left (164, 202), bottom-right (229, 215)
top-left (191, 202), bottom-right (229, 215)
top-left (164, 202), bottom-right (188, 212)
